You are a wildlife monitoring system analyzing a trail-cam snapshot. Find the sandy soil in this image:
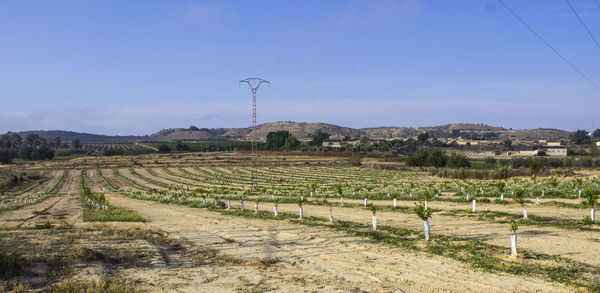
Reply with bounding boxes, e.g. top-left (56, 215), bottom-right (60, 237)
top-left (239, 200), bottom-right (600, 267)
top-left (98, 191), bottom-right (571, 292)
top-left (0, 170), bottom-right (81, 229)
top-left (126, 168), bottom-right (600, 266)
top-left (0, 168), bottom-right (587, 292)
top-left (74, 170), bottom-right (573, 292)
